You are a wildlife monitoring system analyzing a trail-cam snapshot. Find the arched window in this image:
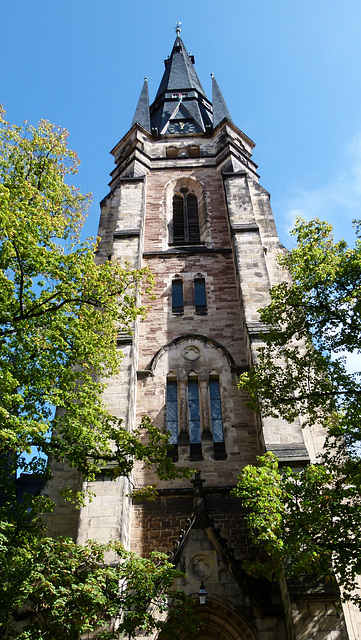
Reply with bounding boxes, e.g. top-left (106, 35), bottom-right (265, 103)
top-left (172, 189), bottom-right (200, 245)
top-left (194, 276), bottom-right (207, 315)
top-left (172, 277), bottom-right (184, 314)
